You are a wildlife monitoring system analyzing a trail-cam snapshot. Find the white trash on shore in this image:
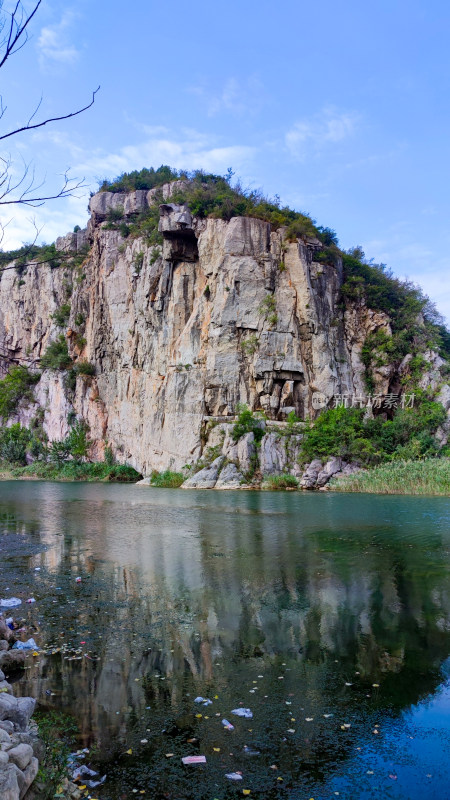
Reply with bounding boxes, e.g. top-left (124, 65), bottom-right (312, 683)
top-left (12, 638), bottom-right (39, 651)
top-left (0, 597), bottom-right (22, 608)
